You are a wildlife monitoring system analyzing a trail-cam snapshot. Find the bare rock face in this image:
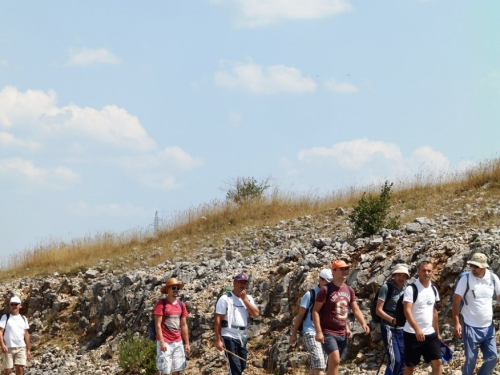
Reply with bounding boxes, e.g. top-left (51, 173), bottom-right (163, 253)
top-left (1, 209), bottom-right (500, 374)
